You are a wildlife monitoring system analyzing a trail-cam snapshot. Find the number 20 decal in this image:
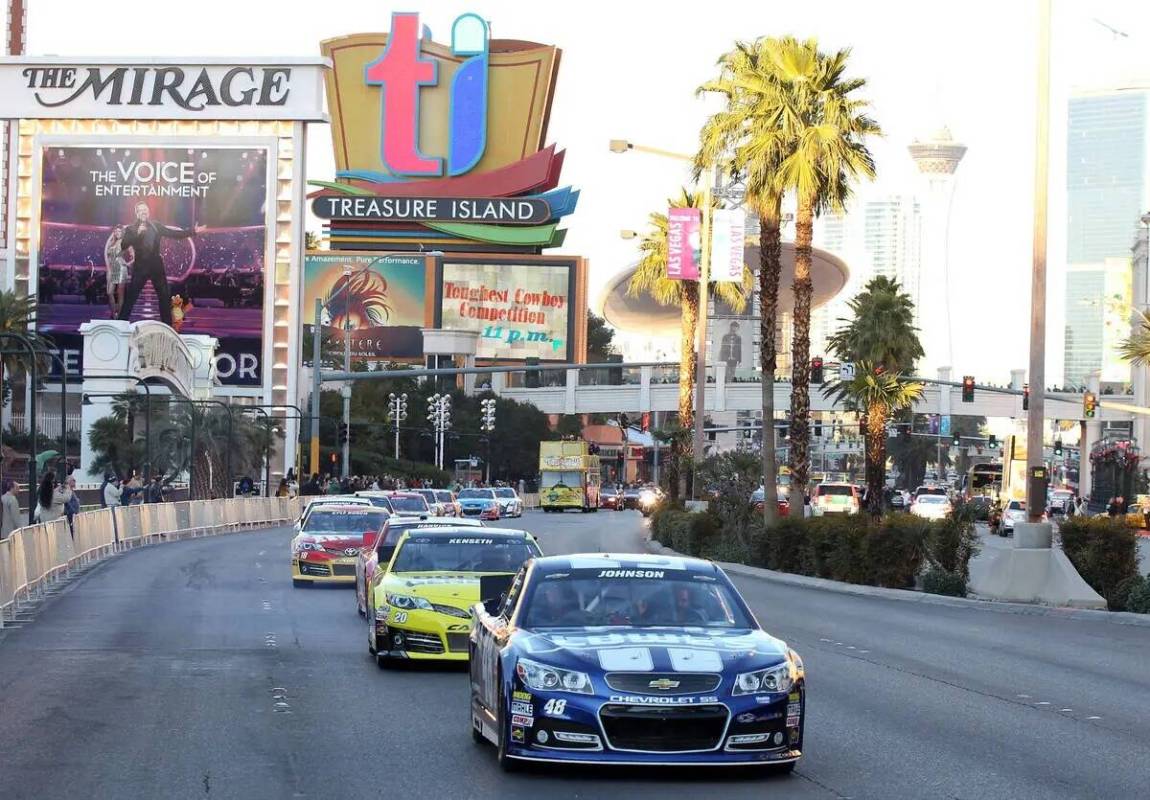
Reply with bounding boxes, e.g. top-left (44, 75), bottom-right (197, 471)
top-left (392, 610), bottom-right (408, 624)
top-left (543, 699), bottom-right (566, 716)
